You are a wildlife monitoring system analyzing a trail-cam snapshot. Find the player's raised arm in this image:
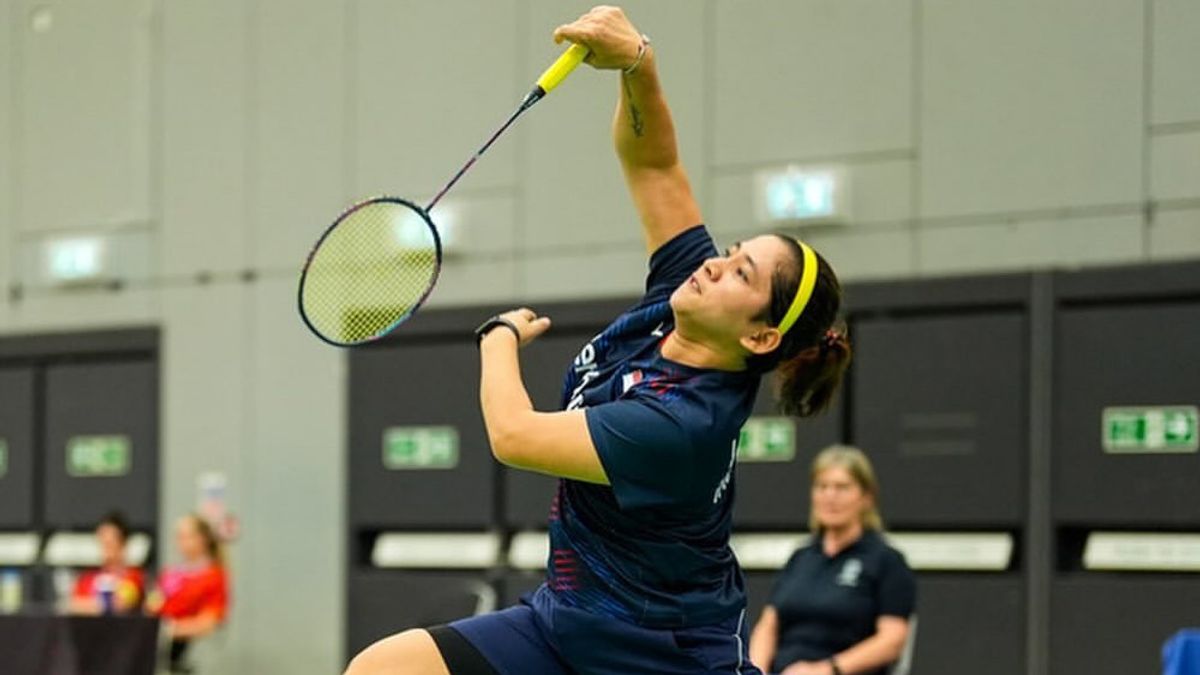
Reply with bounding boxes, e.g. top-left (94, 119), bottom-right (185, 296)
top-left (553, 6), bottom-right (702, 254)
